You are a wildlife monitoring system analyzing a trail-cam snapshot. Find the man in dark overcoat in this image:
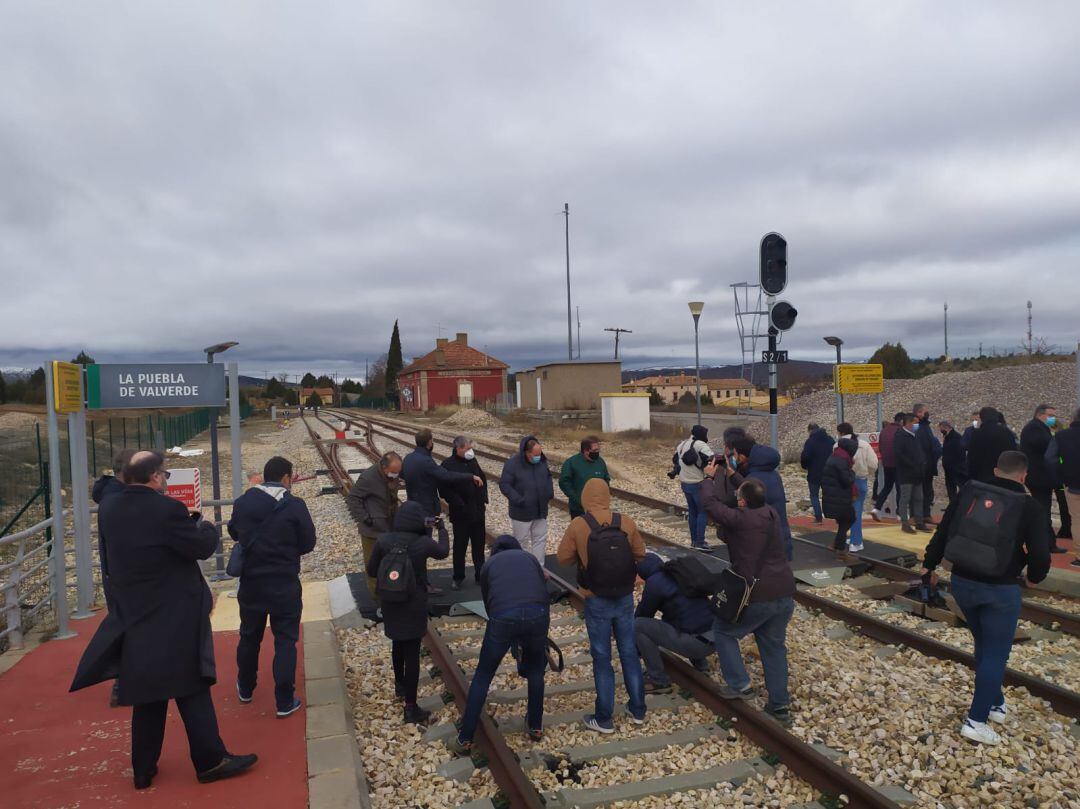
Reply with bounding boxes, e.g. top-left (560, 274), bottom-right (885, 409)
top-left (70, 451), bottom-right (257, 789)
